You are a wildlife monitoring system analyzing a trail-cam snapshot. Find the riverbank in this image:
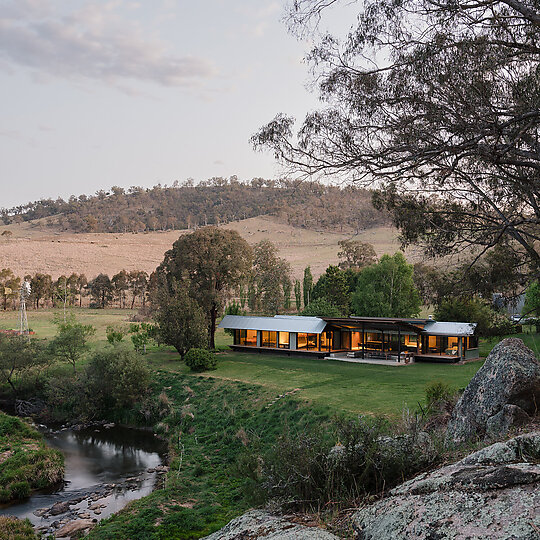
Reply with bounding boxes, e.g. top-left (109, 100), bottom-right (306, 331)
top-left (0, 422), bottom-right (168, 537)
top-left (0, 412), bottom-right (63, 503)
top-left (87, 371), bottom-right (334, 539)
